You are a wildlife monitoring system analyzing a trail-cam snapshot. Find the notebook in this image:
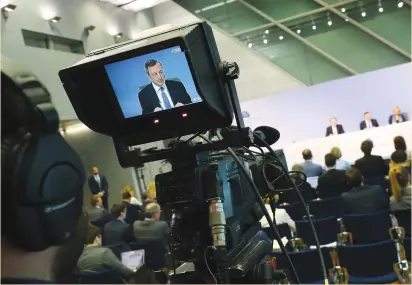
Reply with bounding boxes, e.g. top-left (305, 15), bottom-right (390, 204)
top-left (121, 249), bottom-right (145, 270)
